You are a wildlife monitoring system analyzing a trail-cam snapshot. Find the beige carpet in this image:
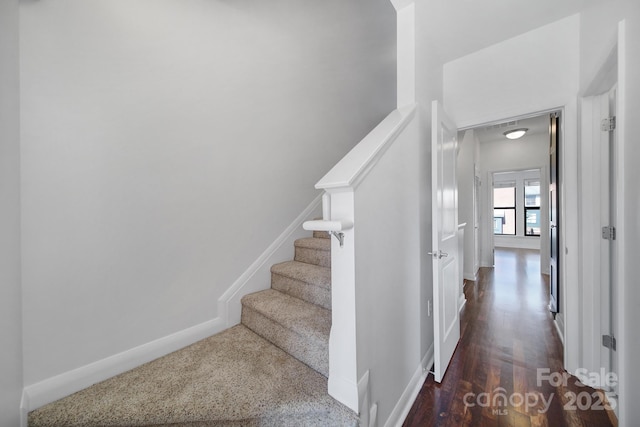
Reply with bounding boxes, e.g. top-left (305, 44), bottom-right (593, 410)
top-left (29, 231), bottom-right (357, 426)
top-left (28, 325), bottom-right (357, 426)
